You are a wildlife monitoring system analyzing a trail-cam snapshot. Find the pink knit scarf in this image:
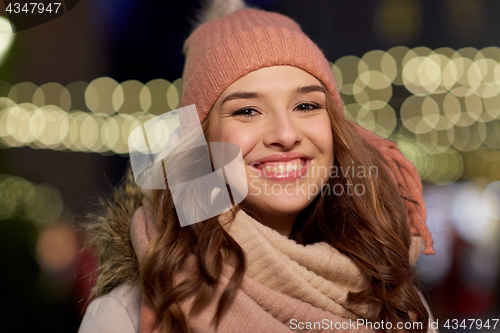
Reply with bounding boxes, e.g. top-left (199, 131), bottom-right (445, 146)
top-left (130, 199), bottom-right (425, 333)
